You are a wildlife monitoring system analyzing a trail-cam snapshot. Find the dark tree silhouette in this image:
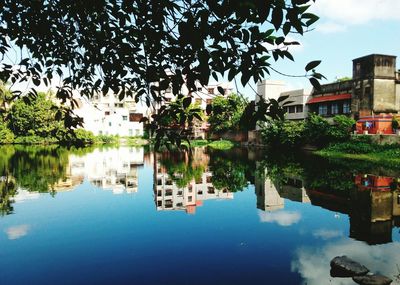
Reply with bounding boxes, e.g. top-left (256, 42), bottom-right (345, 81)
top-left (0, 0), bottom-right (322, 146)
